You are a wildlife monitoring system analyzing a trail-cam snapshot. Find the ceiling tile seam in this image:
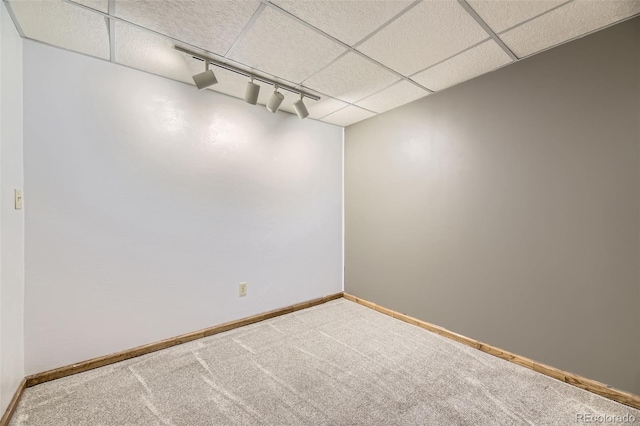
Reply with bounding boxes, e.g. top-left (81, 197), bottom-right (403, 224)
top-left (416, 59), bottom-right (512, 96)
top-left (516, 11), bottom-right (640, 61)
top-left (355, 10), bottom-right (640, 109)
top-left (299, 50), bottom-right (350, 86)
top-left (224, 3), bottom-right (266, 58)
top-left (108, 18), bottom-right (115, 62)
top-left (61, 0), bottom-right (230, 59)
top-left (107, 0), bottom-right (116, 62)
top-left (317, 105), bottom-right (350, 120)
top-left (406, 37), bottom-right (491, 79)
top-left (351, 79), bottom-right (418, 109)
top-left (262, 0), bottom-right (434, 93)
top-left (496, 0), bottom-right (574, 36)
top-left (317, 103), bottom-right (377, 121)
top-left (20, 35), bottom-right (111, 63)
top-left (2, 0), bottom-right (26, 38)
top-left (457, 0), bottom-right (518, 61)
top-left (402, 76), bottom-right (433, 93)
top-left (60, 0), bottom-right (315, 94)
top-left (351, 0), bottom-right (422, 48)
top-left (318, 104), bottom-right (365, 122)
top-left (403, 11), bottom-right (640, 95)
